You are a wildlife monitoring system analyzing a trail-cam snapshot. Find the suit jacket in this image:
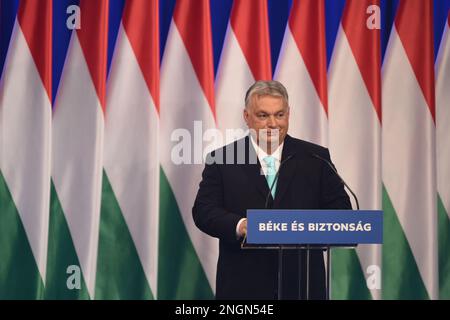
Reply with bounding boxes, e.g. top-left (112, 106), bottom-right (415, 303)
top-left (192, 135), bottom-right (351, 299)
